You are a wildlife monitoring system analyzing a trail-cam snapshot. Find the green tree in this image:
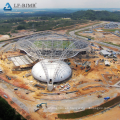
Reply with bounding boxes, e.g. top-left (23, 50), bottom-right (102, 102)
top-left (17, 25), bottom-right (26, 30)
